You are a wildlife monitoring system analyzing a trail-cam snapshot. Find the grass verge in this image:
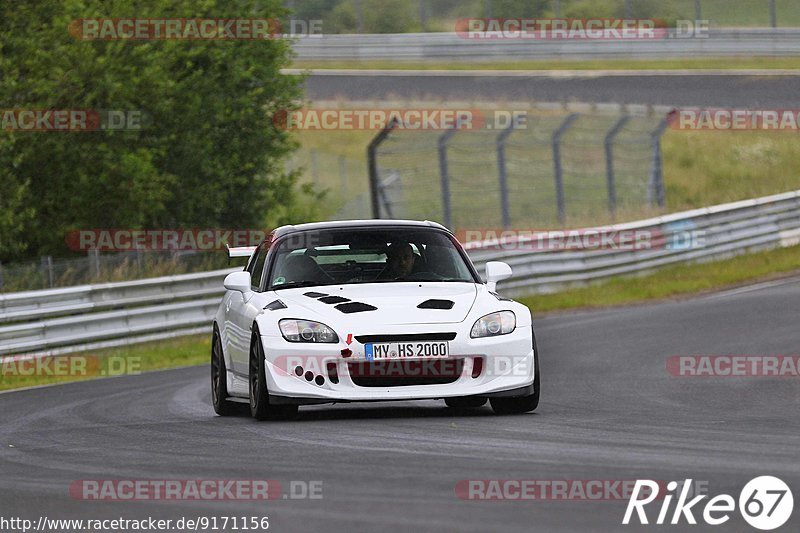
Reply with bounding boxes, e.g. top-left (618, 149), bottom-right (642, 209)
top-left (0, 335), bottom-right (209, 392)
top-left (1, 245), bottom-right (798, 392)
top-left (518, 244), bottom-right (800, 313)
